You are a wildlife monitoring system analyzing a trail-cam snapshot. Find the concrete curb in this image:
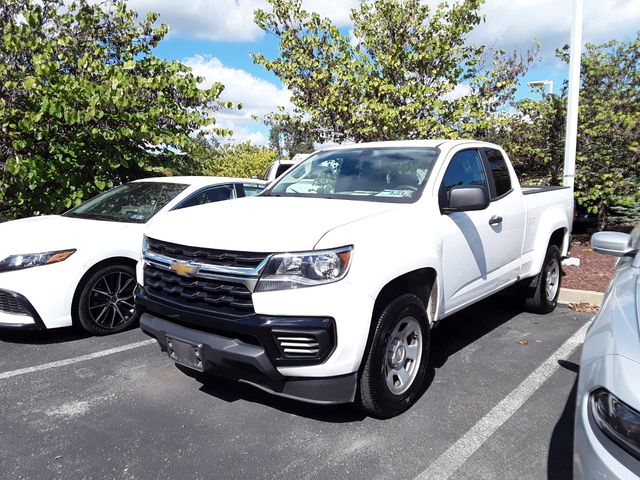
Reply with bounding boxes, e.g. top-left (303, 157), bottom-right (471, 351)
top-left (558, 288), bottom-right (605, 307)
